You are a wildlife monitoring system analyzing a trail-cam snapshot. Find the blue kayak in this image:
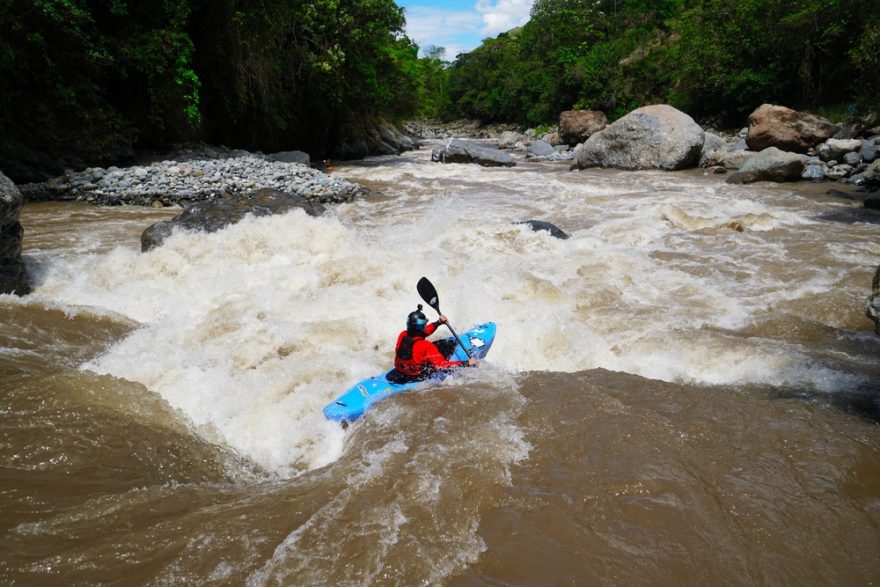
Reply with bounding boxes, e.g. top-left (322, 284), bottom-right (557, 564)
top-left (323, 322), bottom-right (496, 426)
